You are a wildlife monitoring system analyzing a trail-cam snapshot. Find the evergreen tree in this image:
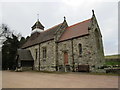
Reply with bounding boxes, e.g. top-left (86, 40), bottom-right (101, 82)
top-left (2, 34), bottom-right (20, 70)
top-left (1, 24), bottom-right (29, 70)
top-left (19, 37), bottom-right (26, 48)
top-left (26, 36), bottom-right (30, 41)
